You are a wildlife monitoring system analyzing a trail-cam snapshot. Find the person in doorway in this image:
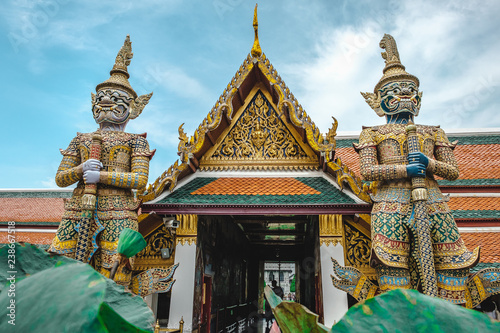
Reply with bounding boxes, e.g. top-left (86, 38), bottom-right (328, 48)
top-left (271, 280), bottom-right (284, 299)
top-left (265, 280), bottom-right (284, 329)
